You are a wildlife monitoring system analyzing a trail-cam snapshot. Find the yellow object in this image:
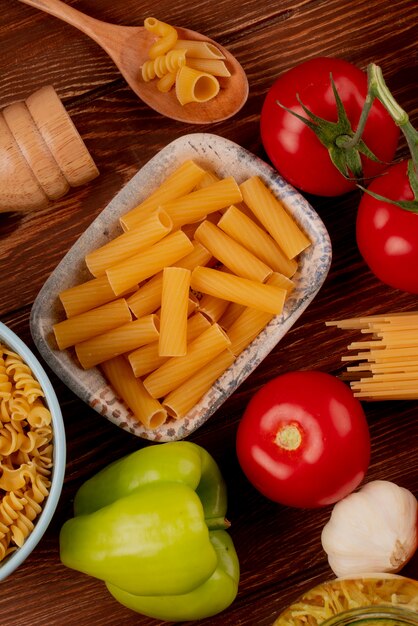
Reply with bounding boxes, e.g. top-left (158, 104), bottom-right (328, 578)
top-left (240, 176), bottom-right (311, 259)
top-left (128, 313), bottom-right (211, 378)
top-left (163, 350), bottom-right (235, 419)
top-left (106, 230), bottom-right (194, 296)
top-left (58, 275), bottom-right (125, 318)
top-left (173, 40), bottom-right (226, 59)
top-left (194, 220), bottom-right (272, 282)
top-left (327, 311), bottom-right (418, 400)
top-left (175, 66), bottom-right (220, 105)
top-left (186, 58), bottom-right (231, 77)
top-left (191, 266), bottom-right (287, 315)
top-left (142, 49), bottom-right (187, 81)
top-left (143, 18), bottom-right (178, 59)
top-left (120, 160), bottom-right (206, 231)
top-left (143, 323), bottom-right (231, 399)
top-left (159, 267), bottom-right (191, 357)
top-left (126, 241), bottom-right (212, 318)
top-left (75, 316), bottom-right (159, 370)
top-left (227, 273), bottom-right (293, 356)
top-left (0, 344), bottom-right (52, 561)
top-left (218, 205), bottom-right (298, 277)
top-left (100, 356), bottom-right (167, 429)
top-left (162, 177), bottom-right (242, 229)
top-left (86, 209), bottom-right (172, 277)
top-left (53, 298), bottom-right (132, 350)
